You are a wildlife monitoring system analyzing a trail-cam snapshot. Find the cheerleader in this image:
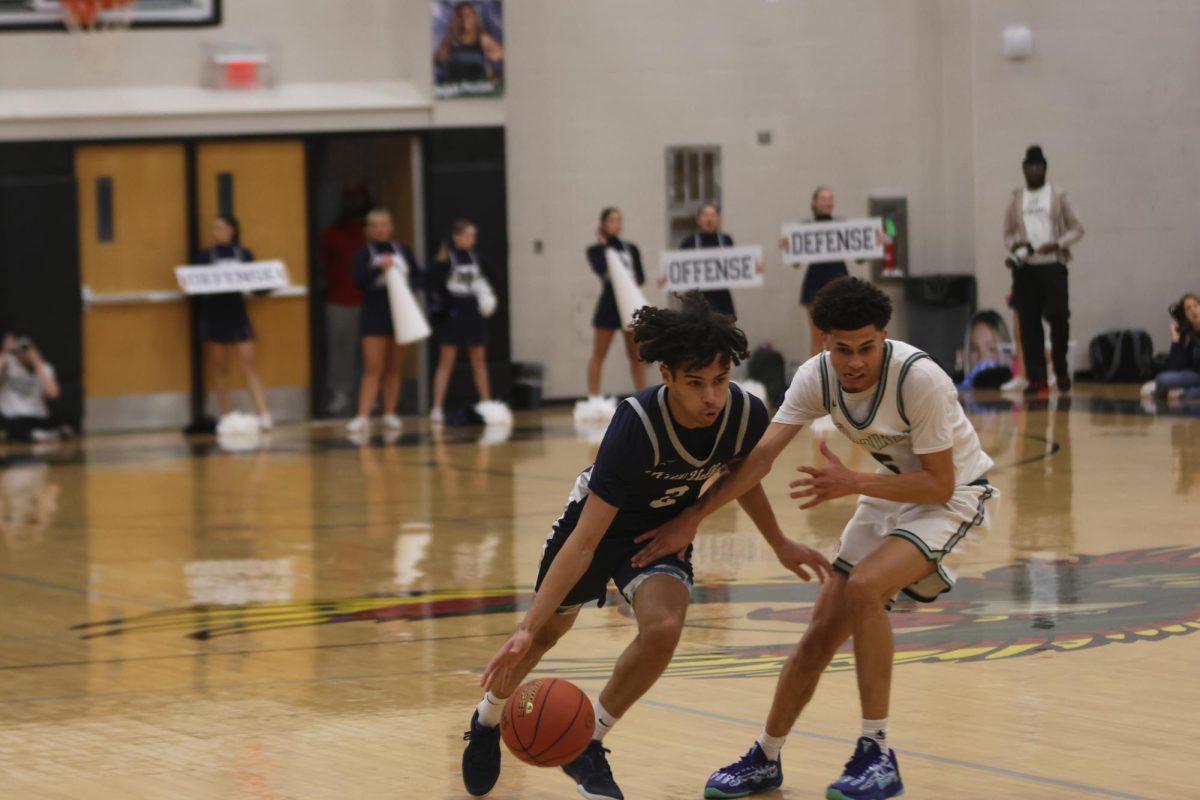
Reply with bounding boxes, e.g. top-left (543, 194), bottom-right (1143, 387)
top-left (195, 215), bottom-right (271, 430)
top-left (429, 219), bottom-right (496, 422)
top-left (585, 207), bottom-right (647, 397)
top-left (678, 203), bottom-right (738, 318)
top-left (780, 186), bottom-right (854, 357)
top-left (347, 209), bottom-right (421, 434)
